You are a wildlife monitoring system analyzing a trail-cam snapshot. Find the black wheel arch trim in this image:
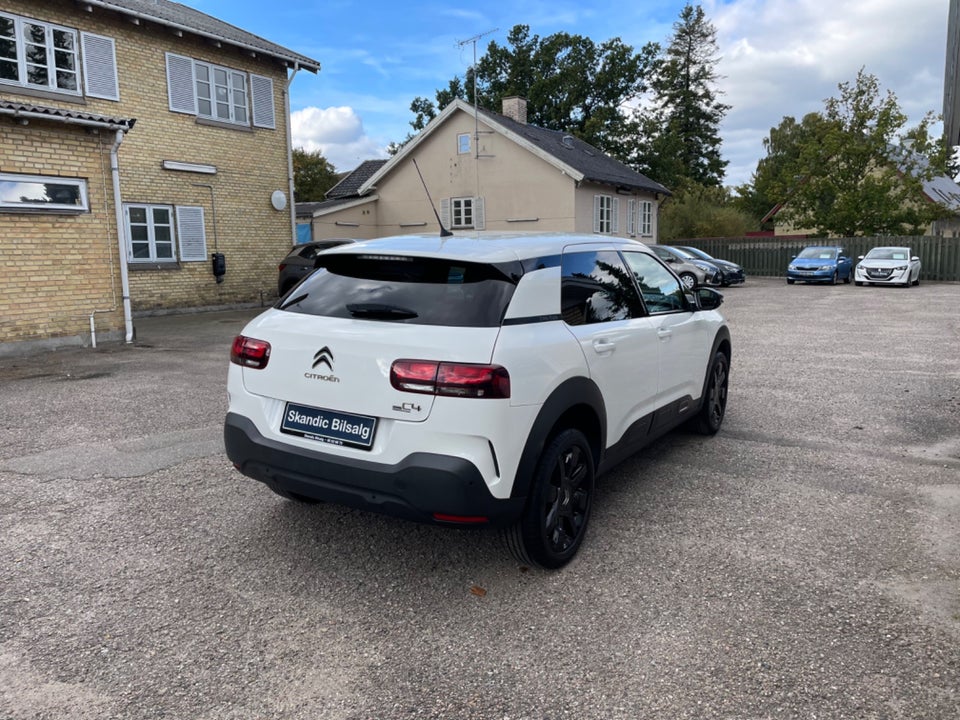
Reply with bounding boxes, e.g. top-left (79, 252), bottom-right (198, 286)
top-left (698, 327), bottom-right (732, 409)
top-left (510, 376), bottom-right (606, 501)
